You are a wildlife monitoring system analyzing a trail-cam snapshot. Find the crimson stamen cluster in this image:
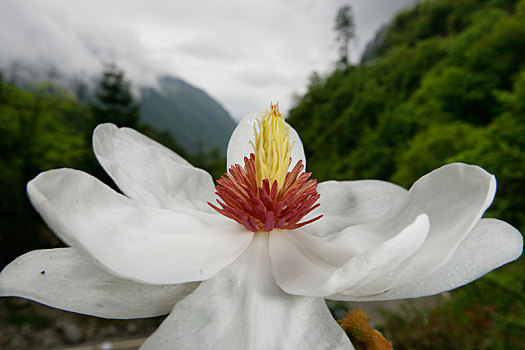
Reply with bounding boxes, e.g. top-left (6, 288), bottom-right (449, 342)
top-left (208, 154), bottom-right (323, 232)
